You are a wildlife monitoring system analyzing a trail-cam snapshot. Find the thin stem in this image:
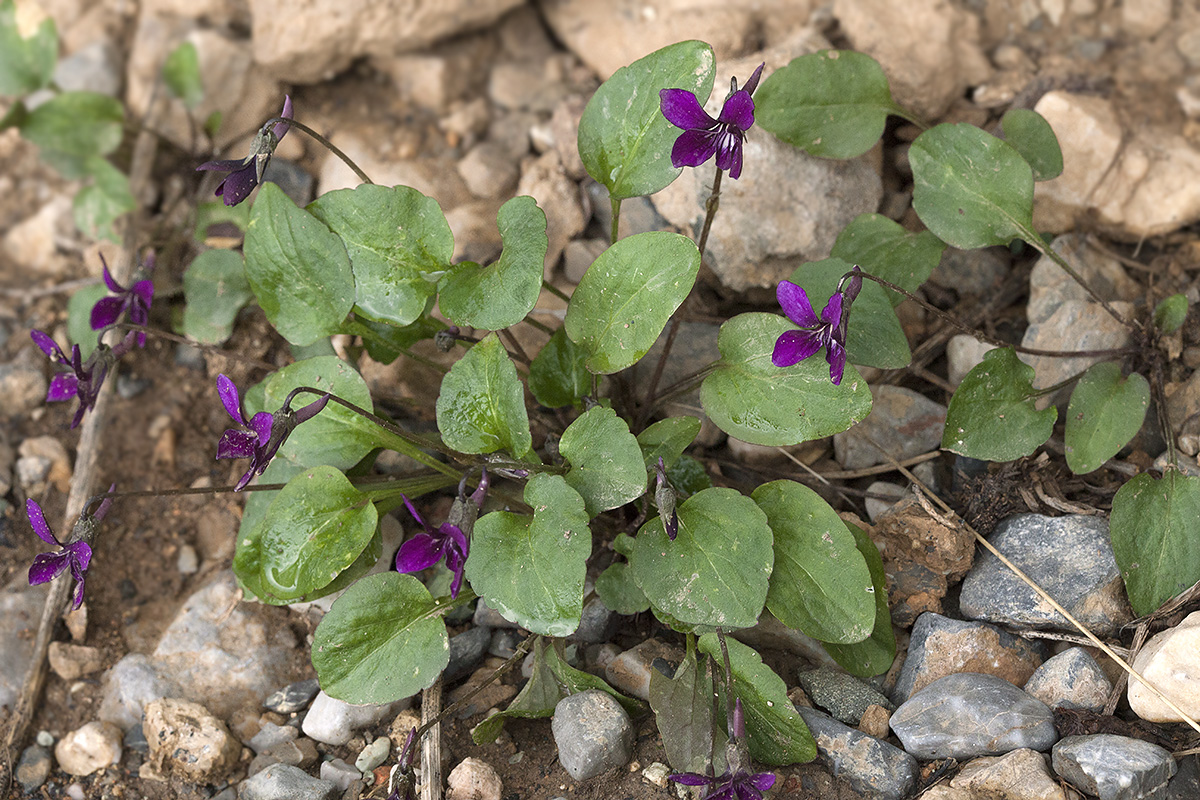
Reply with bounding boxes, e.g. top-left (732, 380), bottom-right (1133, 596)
top-left (610, 197), bottom-right (622, 245)
top-left (263, 116), bottom-right (374, 187)
top-left (500, 328), bottom-right (531, 365)
top-left (696, 169), bottom-right (724, 256)
top-left (116, 324), bottom-right (277, 370)
top-left (1029, 235), bottom-right (1134, 331)
top-left (541, 280), bottom-right (572, 303)
top-left (524, 316), bottom-right (554, 336)
top-left (414, 633), bottom-right (536, 741)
